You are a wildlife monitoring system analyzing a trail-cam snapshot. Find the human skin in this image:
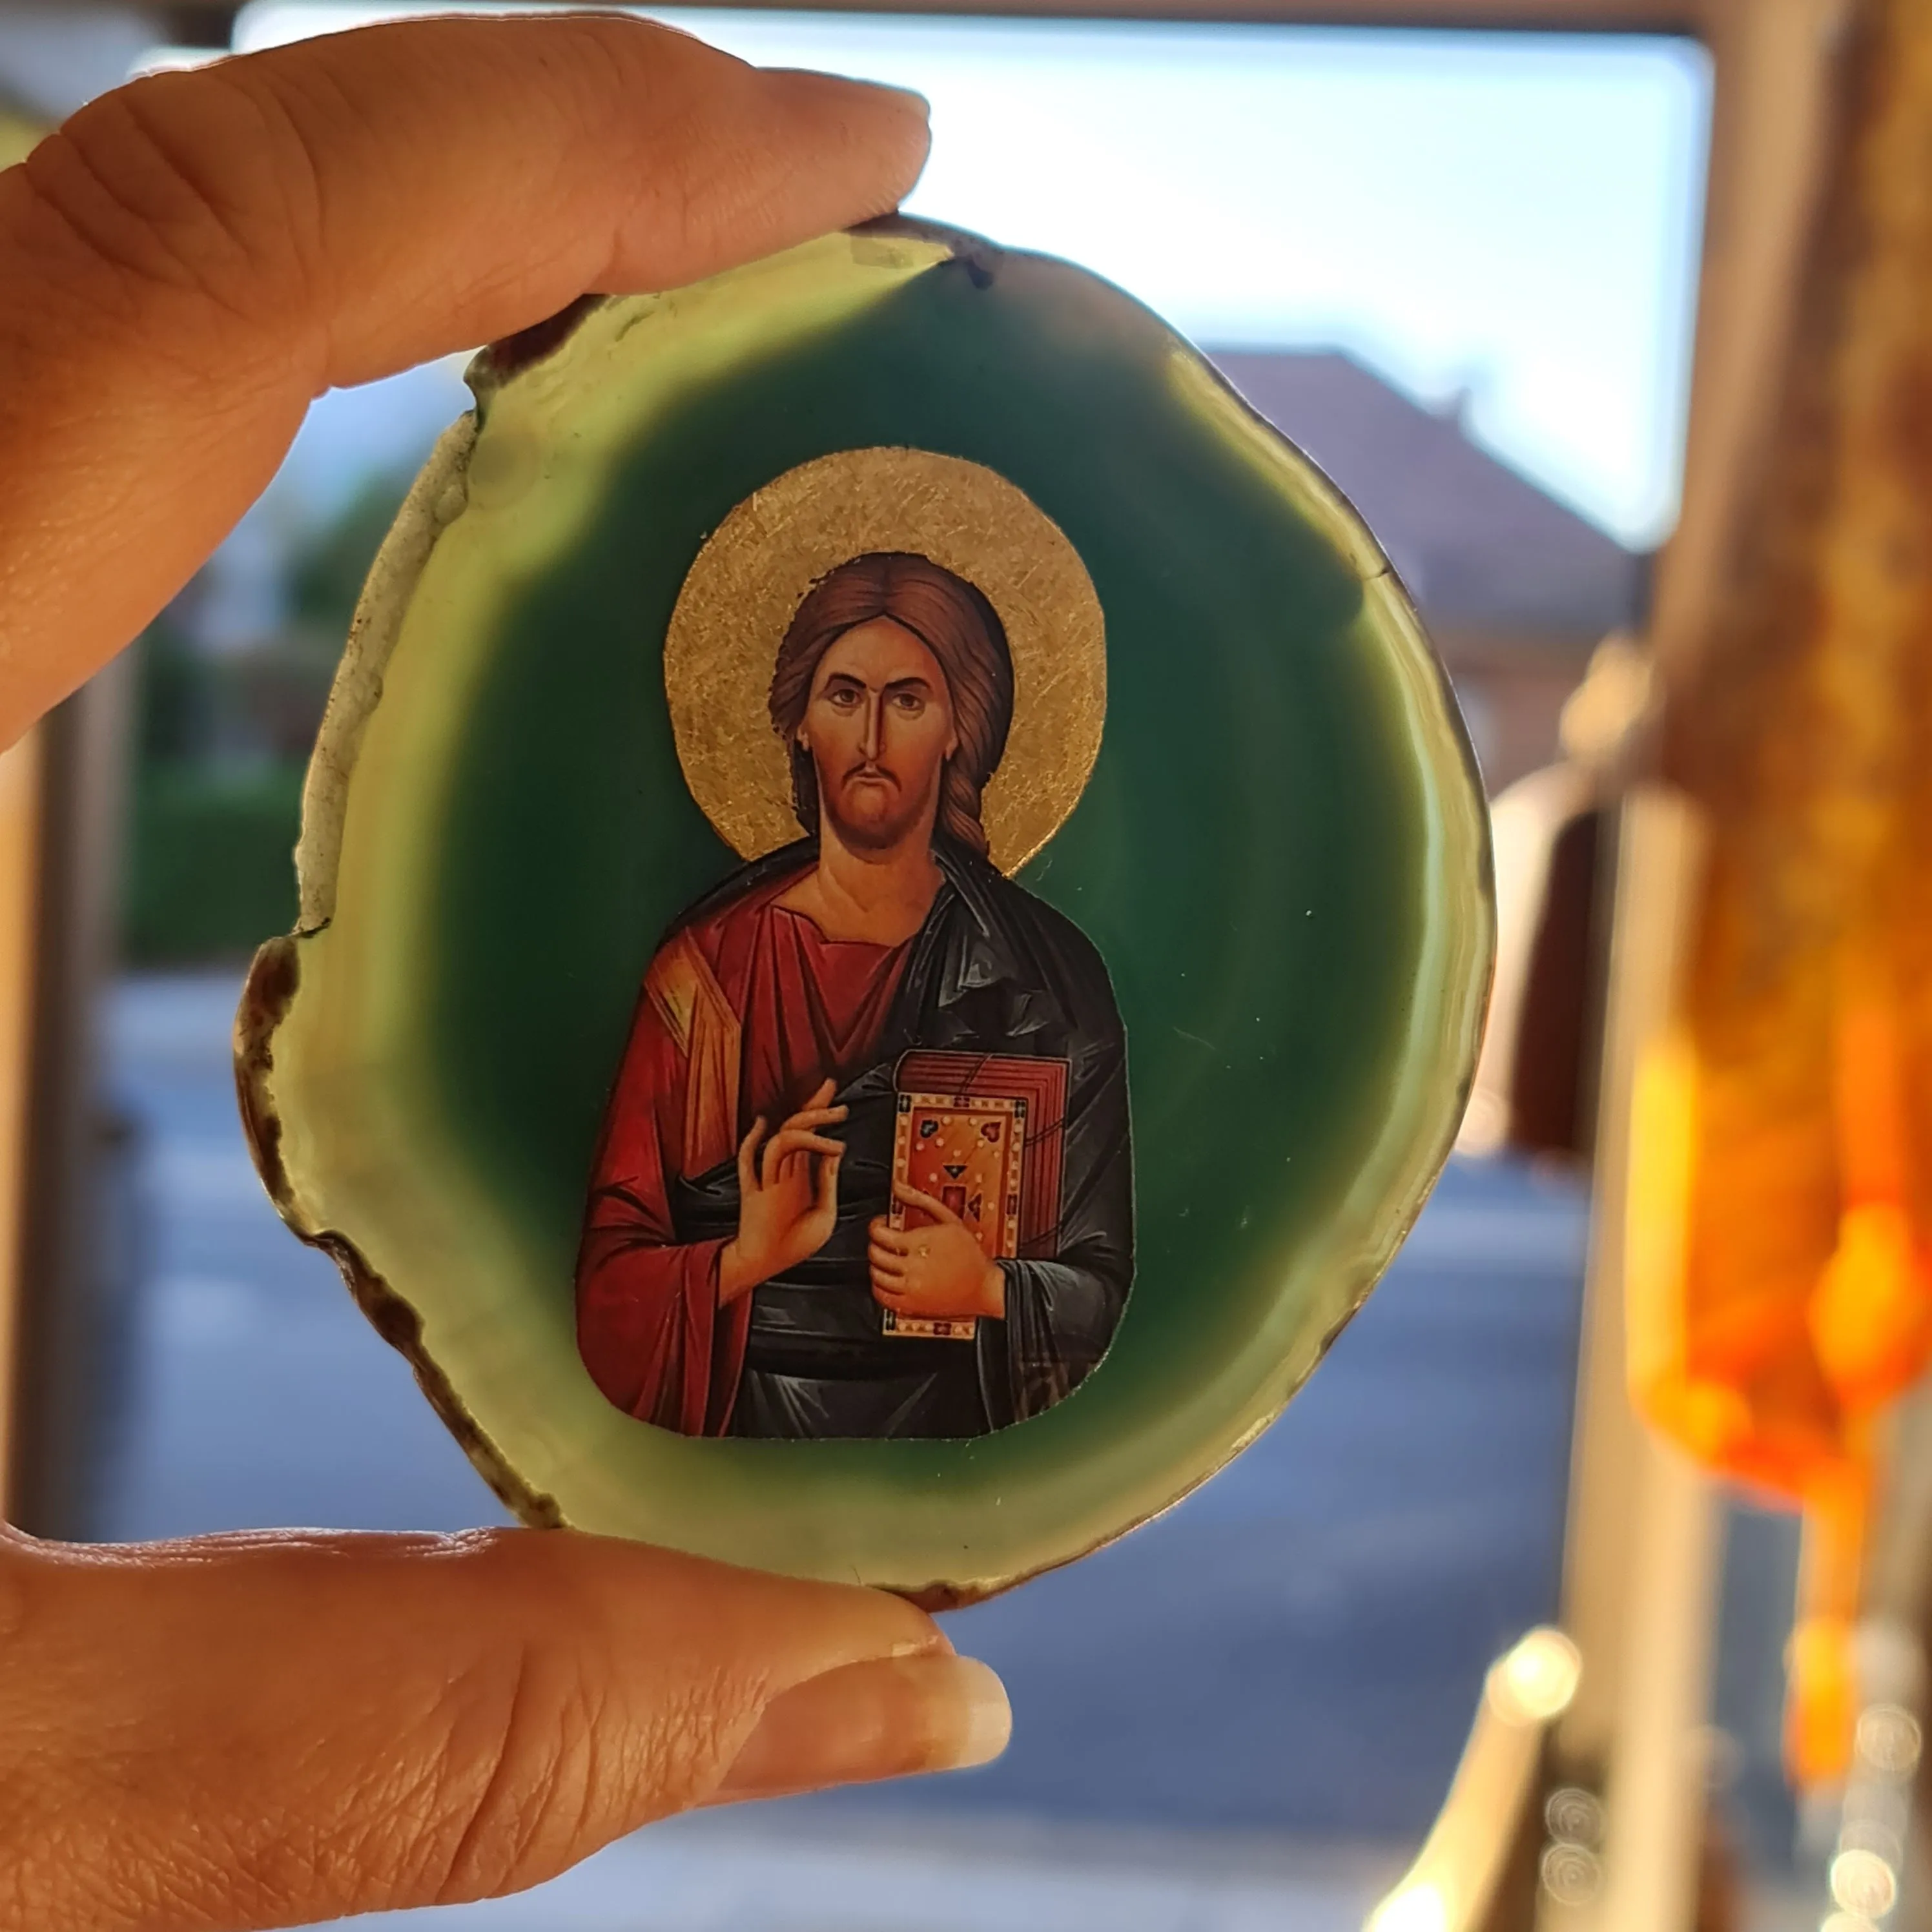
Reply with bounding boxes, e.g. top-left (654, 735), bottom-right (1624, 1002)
top-left (0, 19), bottom-right (1012, 1932)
